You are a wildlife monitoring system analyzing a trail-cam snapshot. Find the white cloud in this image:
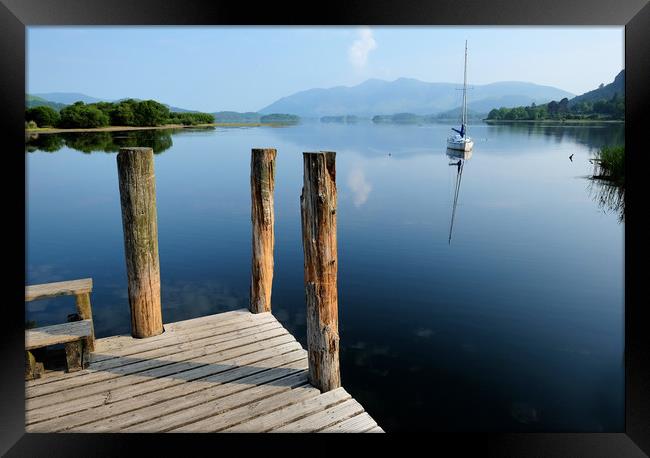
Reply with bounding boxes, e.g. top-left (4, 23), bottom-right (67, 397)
top-left (348, 27), bottom-right (377, 69)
